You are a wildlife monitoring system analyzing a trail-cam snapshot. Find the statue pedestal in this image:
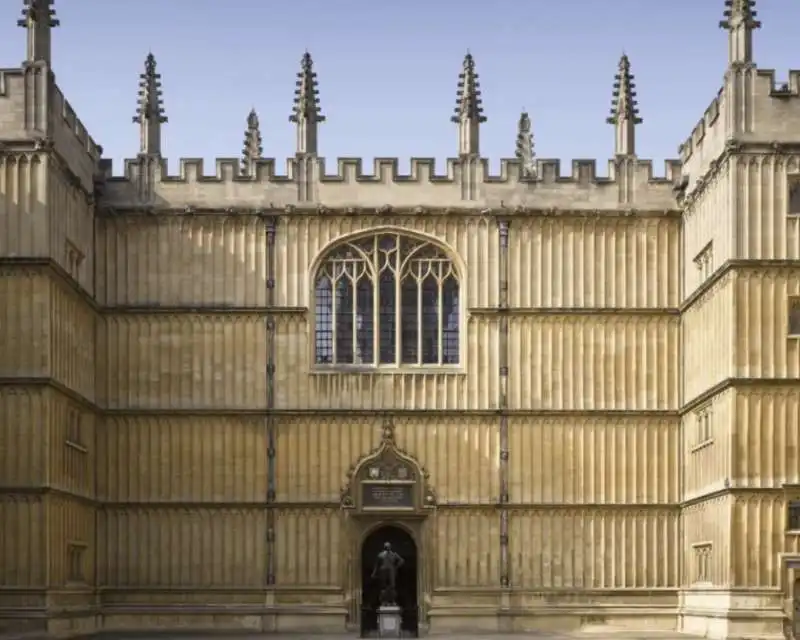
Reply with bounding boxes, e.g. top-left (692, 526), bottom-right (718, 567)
top-left (377, 604), bottom-right (402, 637)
